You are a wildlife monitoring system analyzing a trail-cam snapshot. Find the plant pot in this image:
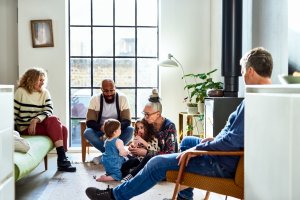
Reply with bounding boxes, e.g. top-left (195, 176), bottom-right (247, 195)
top-left (207, 89), bottom-right (224, 97)
top-left (187, 103), bottom-right (198, 114)
top-left (198, 102), bottom-right (204, 114)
